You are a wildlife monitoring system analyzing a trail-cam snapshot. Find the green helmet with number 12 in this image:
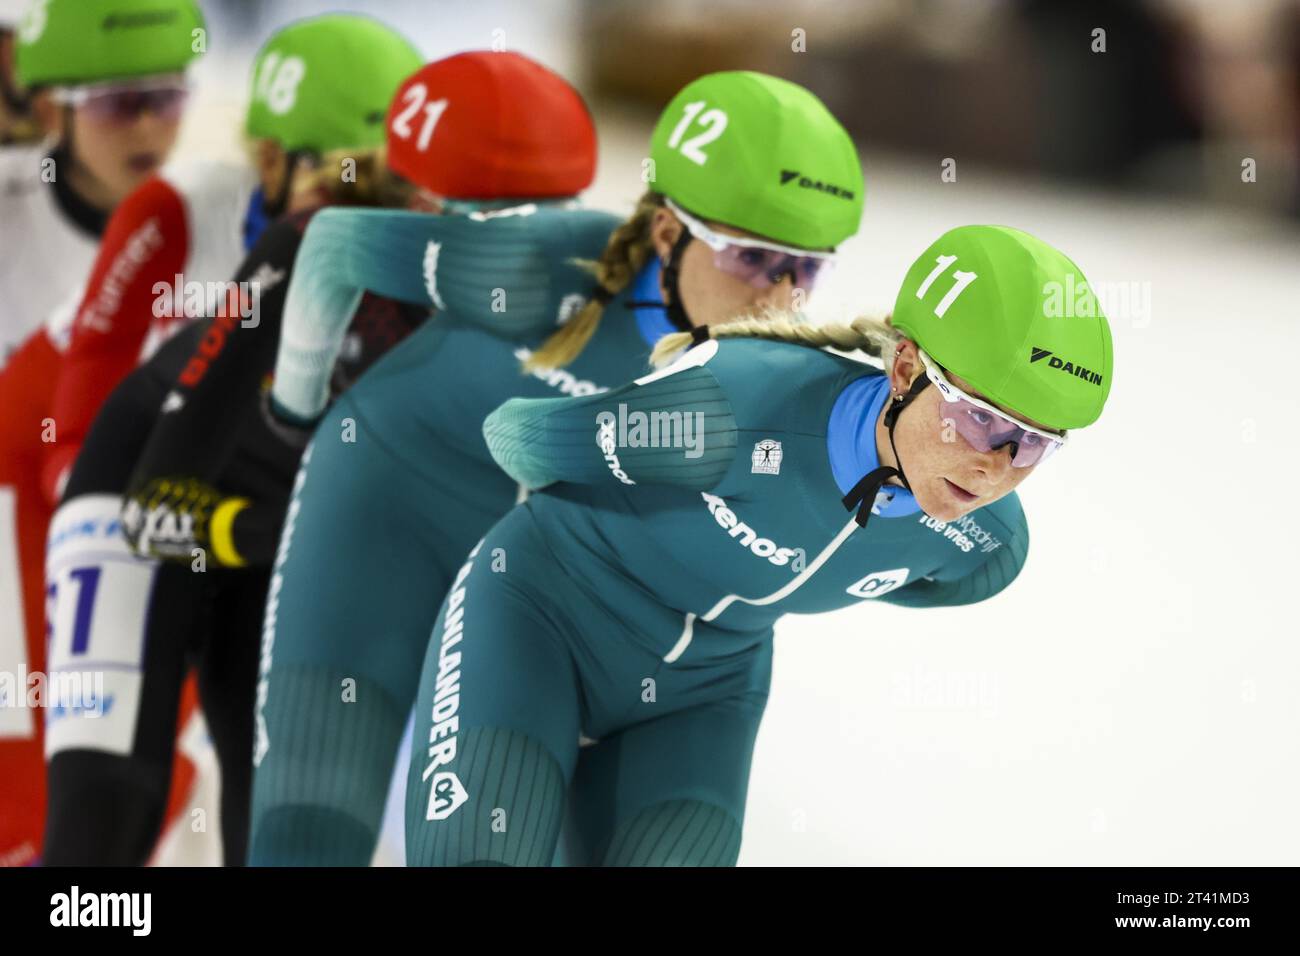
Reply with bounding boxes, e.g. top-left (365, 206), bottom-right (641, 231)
top-left (891, 225), bottom-right (1113, 432)
top-left (649, 71), bottom-right (863, 251)
top-left (245, 14), bottom-right (422, 154)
